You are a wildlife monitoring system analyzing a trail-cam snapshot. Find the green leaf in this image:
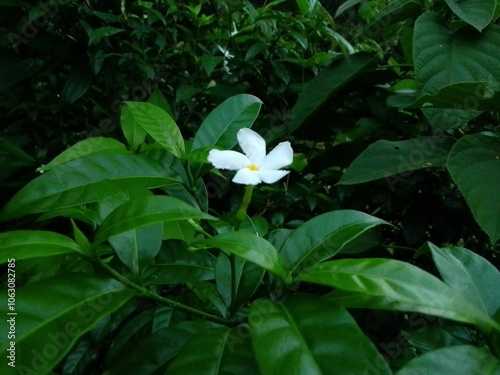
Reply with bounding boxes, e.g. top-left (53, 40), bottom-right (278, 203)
top-left (71, 219), bottom-right (92, 255)
top-left (335, 0), bottom-right (361, 17)
top-left (120, 104), bottom-right (148, 152)
top-left (106, 321), bottom-right (217, 375)
top-left (38, 137), bottom-right (128, 172)
top-left (365, 0), bottom-right (422, 33)
top-left (299, 258), bottom-right (500, 333)
top-left (395, 345), bottom-right (500, 375)
top-left (147, 89), bottom-right (174, 117)
top-left (61, 65), bottom-right (93, 104)
top-left (411, 13), bottom-right (500, 110)
top-left (105, 308), bottom-right (155, 365)
top-left (250, 295), bottom-right (392, 375)
top-left (429, 243), bottom-right (500, 317)
top-left (444, 0), bottom-right (496, 31)
top-left (122, 102), bottom-right (185, 157)
top-left (0, 230), bottom-right (83, 264)
top-left (189, 232), bottom-right (286, 278)
top-left (296, 0), bottom-right (317, 15)
top-left (404, 326), bottom-right (471, 354)
top-left (270, 53), bottom-right (375, 142)
top-left (109, 223), bottom-right (163, 277)
top-left (423, 108), bottom-right (482, 132)
top-left (95, 195), bottom-right (214, 242)
top-left (146, 242), bottom-right (216, 284)
top-left (446, 134), bottom-right (500, 243)
top-left (215, 253), bottom-right (264, 314)
top-left (191, 94), bottom-right (262, 151)
top-left (338, 136), bottom-right (455, 185)
top-left (166, 326), bottom-right (259, 374)
top-left (0, 274), bottom-right (134, 375)
top-left (280, 210), bottom-right (390, 274)
top-left (88, 26), bottom-right (124, 45)
top-left (0, 153), bottom-right (179, 222)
